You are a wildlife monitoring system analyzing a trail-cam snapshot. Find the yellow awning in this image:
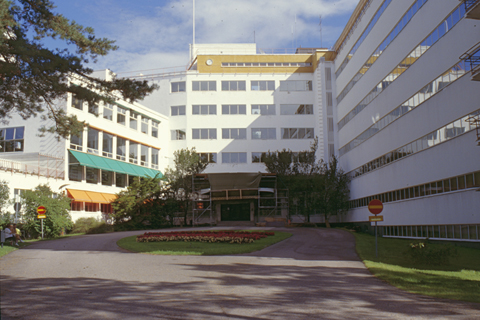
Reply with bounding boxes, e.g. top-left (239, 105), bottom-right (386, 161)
top-left (86, 191), bottom-right (110, 204)
top-left (102, 193), bottom-right (117, 203)
top-left (67, 189), bottom-right (117, 204)
top-left (67, 189), bottom-right (92, 202)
